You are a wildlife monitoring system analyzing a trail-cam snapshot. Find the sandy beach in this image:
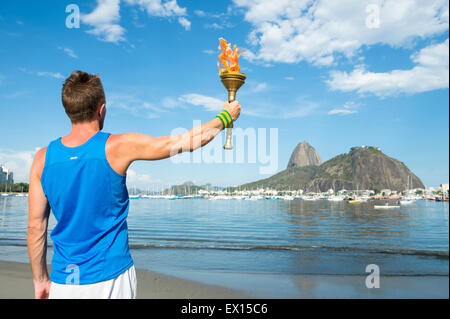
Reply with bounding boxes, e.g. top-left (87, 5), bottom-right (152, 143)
top-left (0, 260), bottom-right (249, 299)
top-left (1, 260), bottom-right (448, 299)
